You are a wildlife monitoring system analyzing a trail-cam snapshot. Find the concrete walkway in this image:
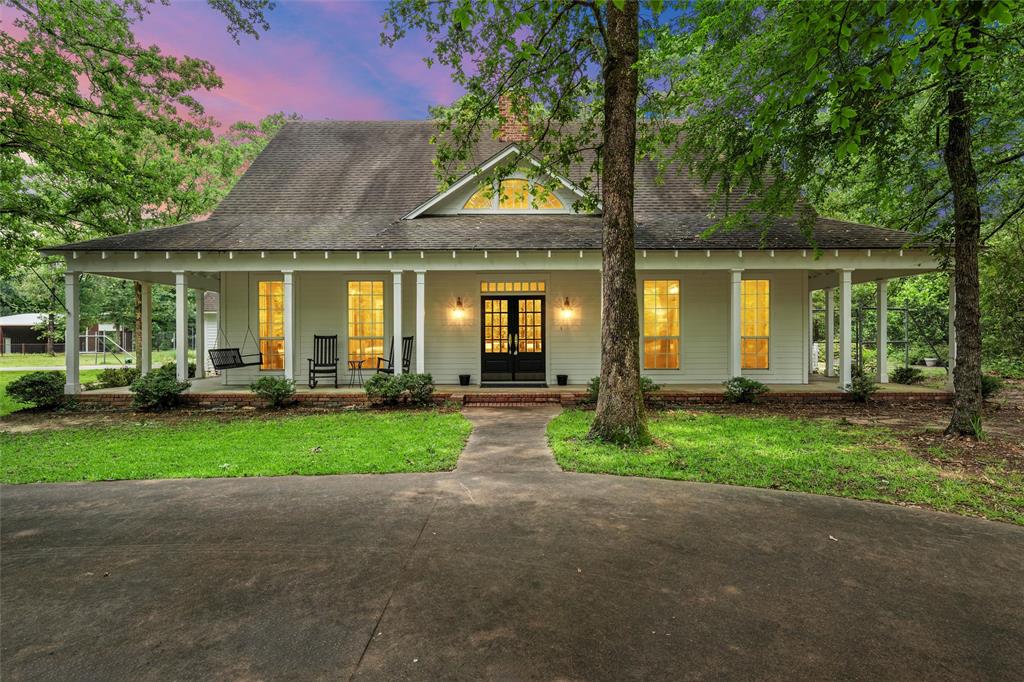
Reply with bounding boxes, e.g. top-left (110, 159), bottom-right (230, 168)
top-left (2, 408), bottom-right (1022, 680)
